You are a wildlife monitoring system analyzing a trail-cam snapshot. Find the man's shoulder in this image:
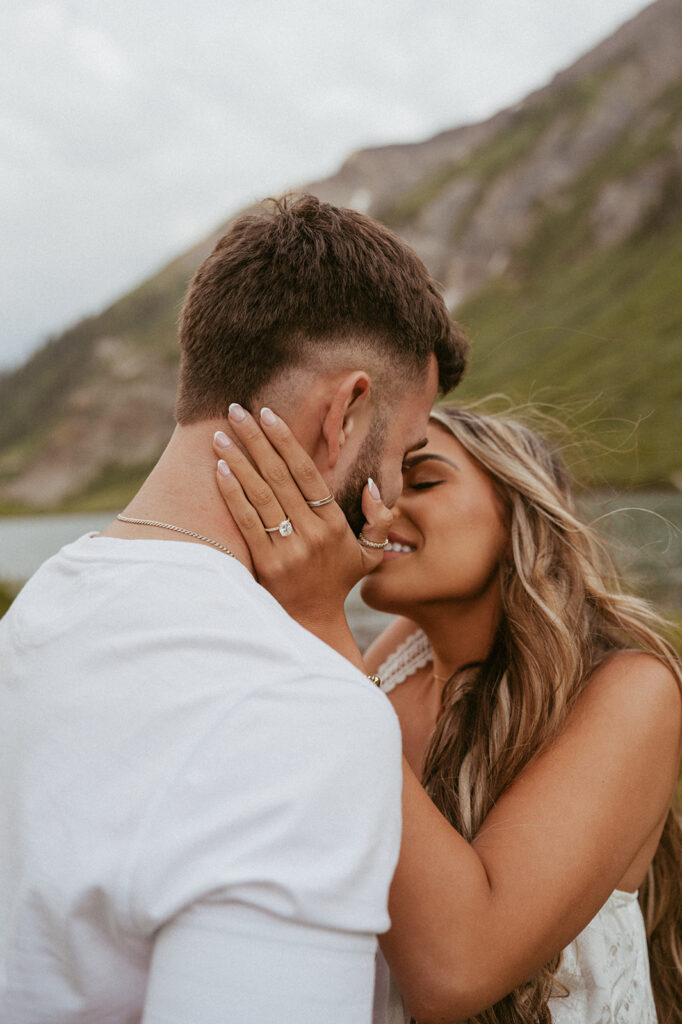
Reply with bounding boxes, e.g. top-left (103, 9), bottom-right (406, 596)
top-left (13, 532), bottom-right (284, 640)
top-left (6, 533), bottom-right (389, 714)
